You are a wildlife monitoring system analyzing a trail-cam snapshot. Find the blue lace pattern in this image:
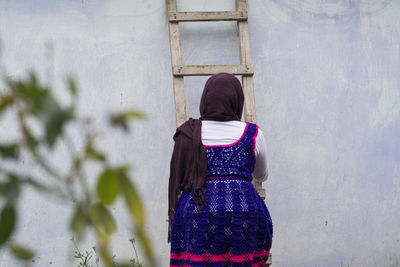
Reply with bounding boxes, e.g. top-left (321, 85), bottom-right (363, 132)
top-left (204, 122), bottom-right (257, 181)
top-left (170, 122), bottom-right (273, 266)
